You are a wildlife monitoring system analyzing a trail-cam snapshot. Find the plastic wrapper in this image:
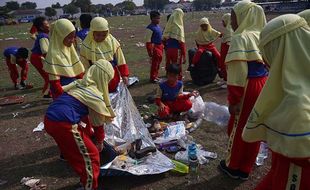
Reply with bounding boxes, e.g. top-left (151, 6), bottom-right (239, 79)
top-left (153, 121), bottom-right (186, 144)
top-left (204, 102), bottom-right (230, 127)
top-left (103, 83), bottom-right (174, 175)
